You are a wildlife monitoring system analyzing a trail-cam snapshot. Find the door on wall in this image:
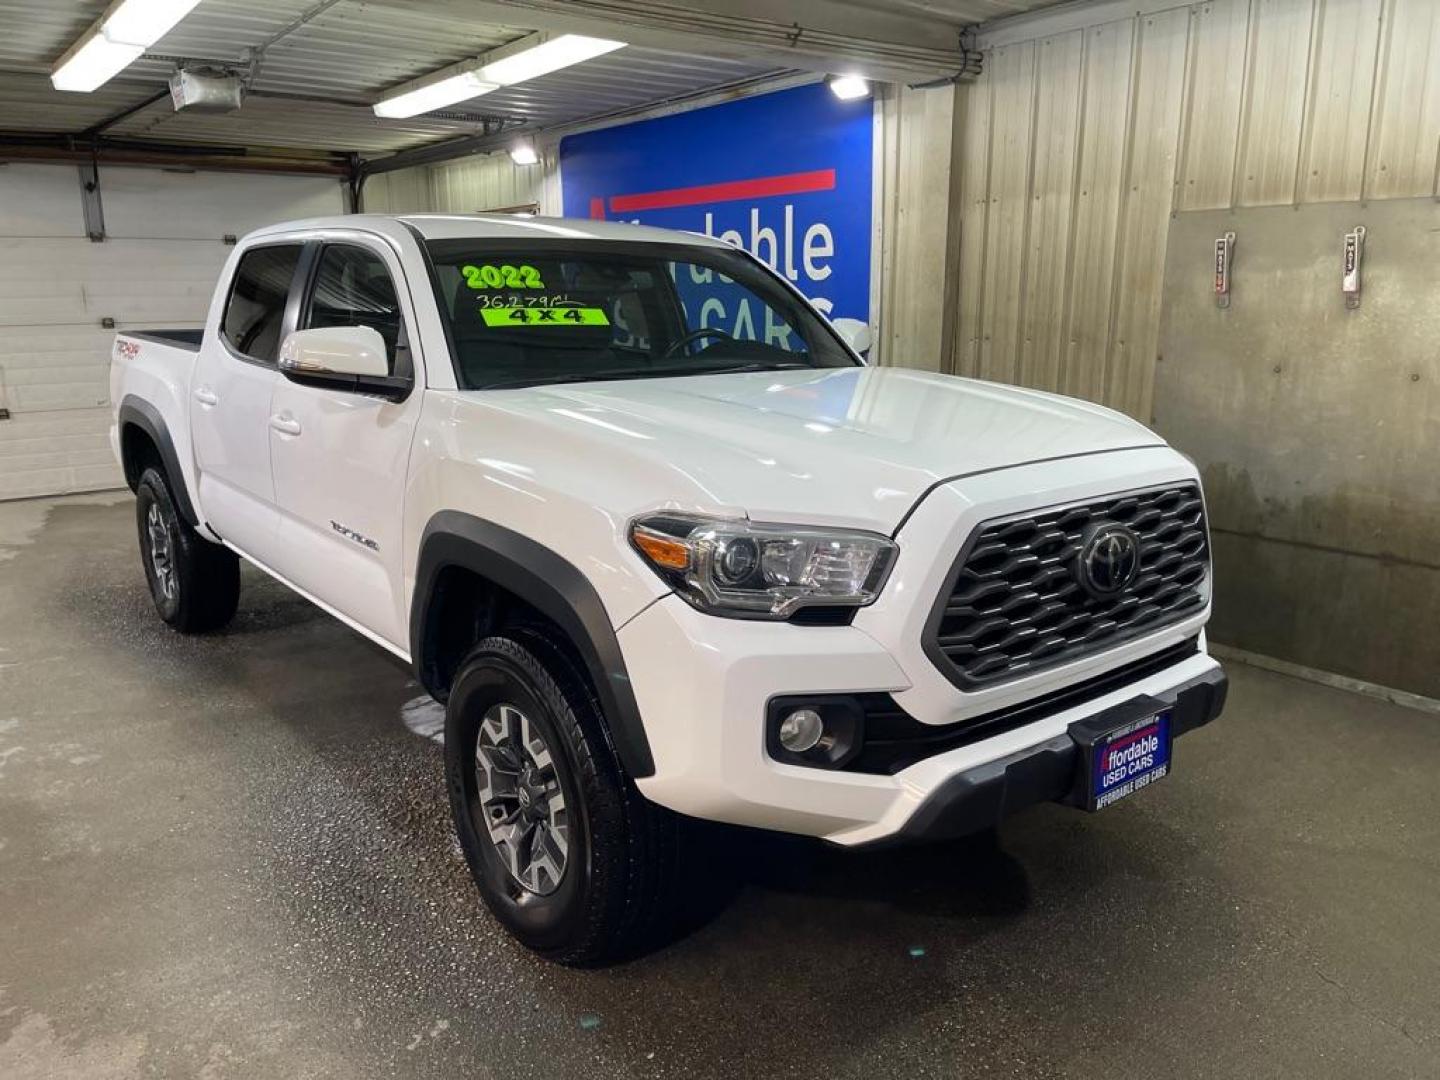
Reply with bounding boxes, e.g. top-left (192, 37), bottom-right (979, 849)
top-left (0, 164), bottom-right (342, 500)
